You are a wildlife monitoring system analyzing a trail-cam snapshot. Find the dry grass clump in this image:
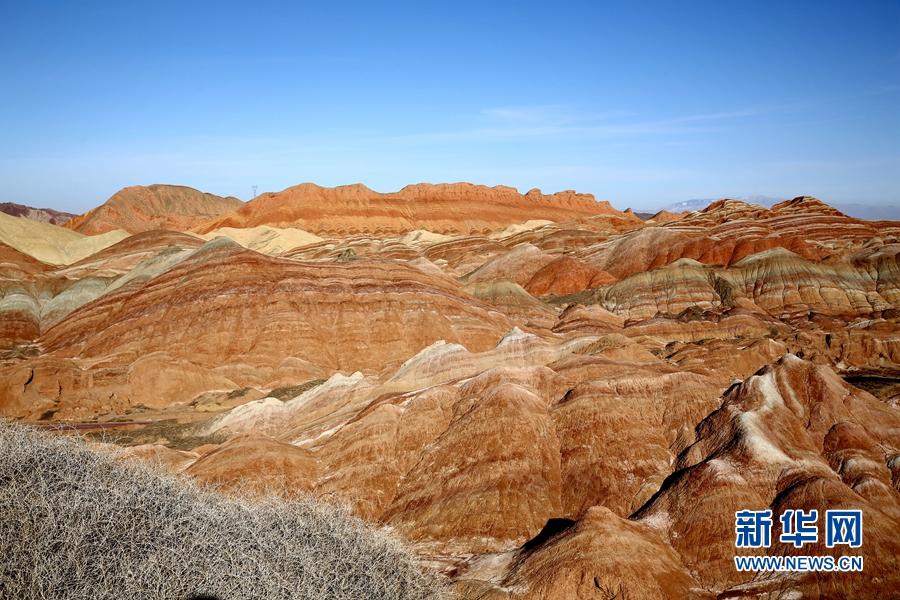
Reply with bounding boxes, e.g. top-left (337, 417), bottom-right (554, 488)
top-left (0, 422), bottom-right (448, 600)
